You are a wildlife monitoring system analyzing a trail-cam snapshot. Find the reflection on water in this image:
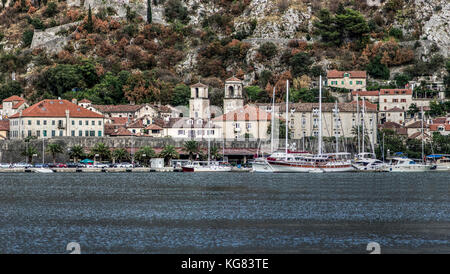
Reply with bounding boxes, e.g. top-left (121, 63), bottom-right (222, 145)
top-left (0, 172), bottom-right (448, 253)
